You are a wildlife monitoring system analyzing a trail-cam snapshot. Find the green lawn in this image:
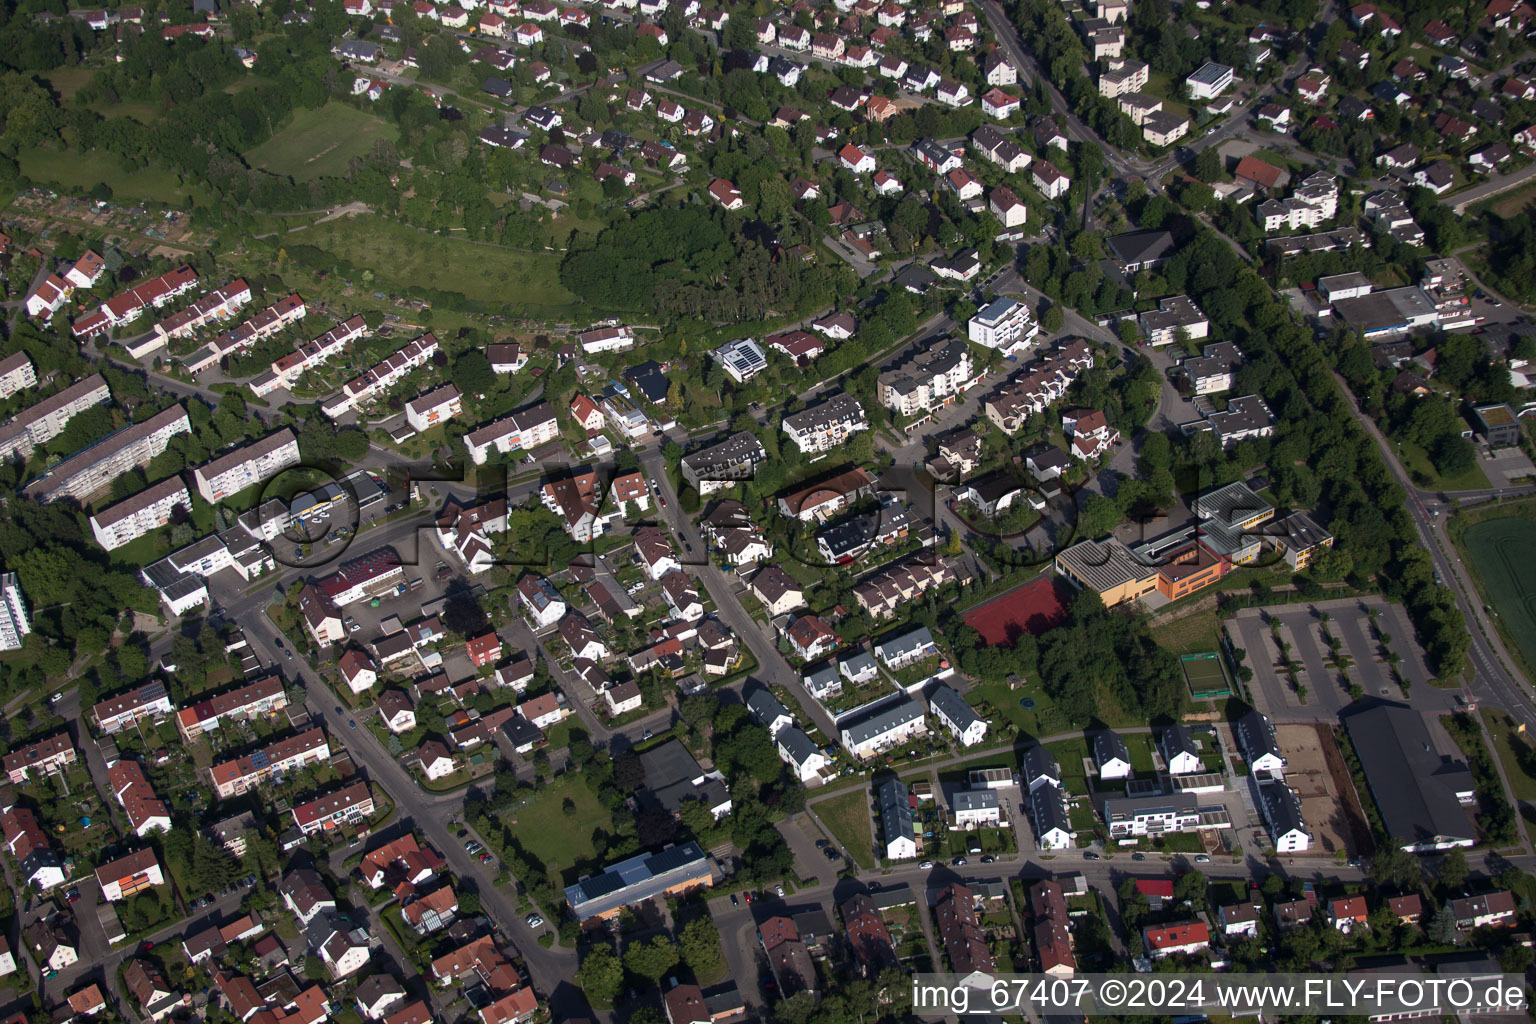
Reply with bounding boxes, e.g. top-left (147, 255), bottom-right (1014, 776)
top-left (292, 214), bottom-right (578, 312)
top-left (1150, 610), bottom-right (1224, 656)
top-left (1396, 438), bottom-right (1492, 492)
top-left (17, 146), bottom-right (206, 206)
top-left (246, 103), bottom-right (397, 180)
top-left (815, 789), bottom-right (875, 869)
top-left (1463, 517), bottom-right (1536, 683)
top-left (512, 776), bottom-right (612, 884)
top-left (1481, 709), bottom-right (1536, 804)
top-left (1046, 737), bottom-right (1091, 783)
